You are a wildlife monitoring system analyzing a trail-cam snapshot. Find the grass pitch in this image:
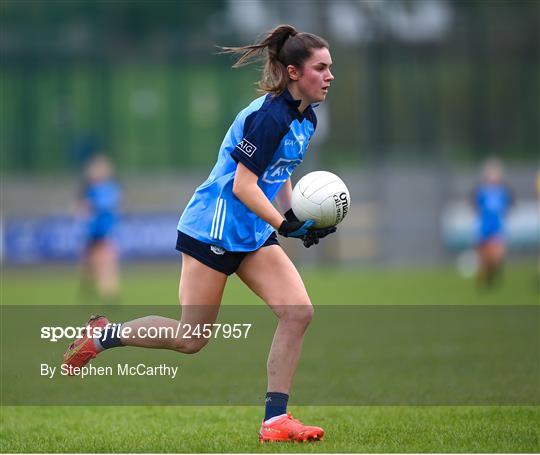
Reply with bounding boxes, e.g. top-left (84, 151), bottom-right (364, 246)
top-left (1, 260), bottom-right (539, 452)
top-left (1, 406), bottom-right (538, 453)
